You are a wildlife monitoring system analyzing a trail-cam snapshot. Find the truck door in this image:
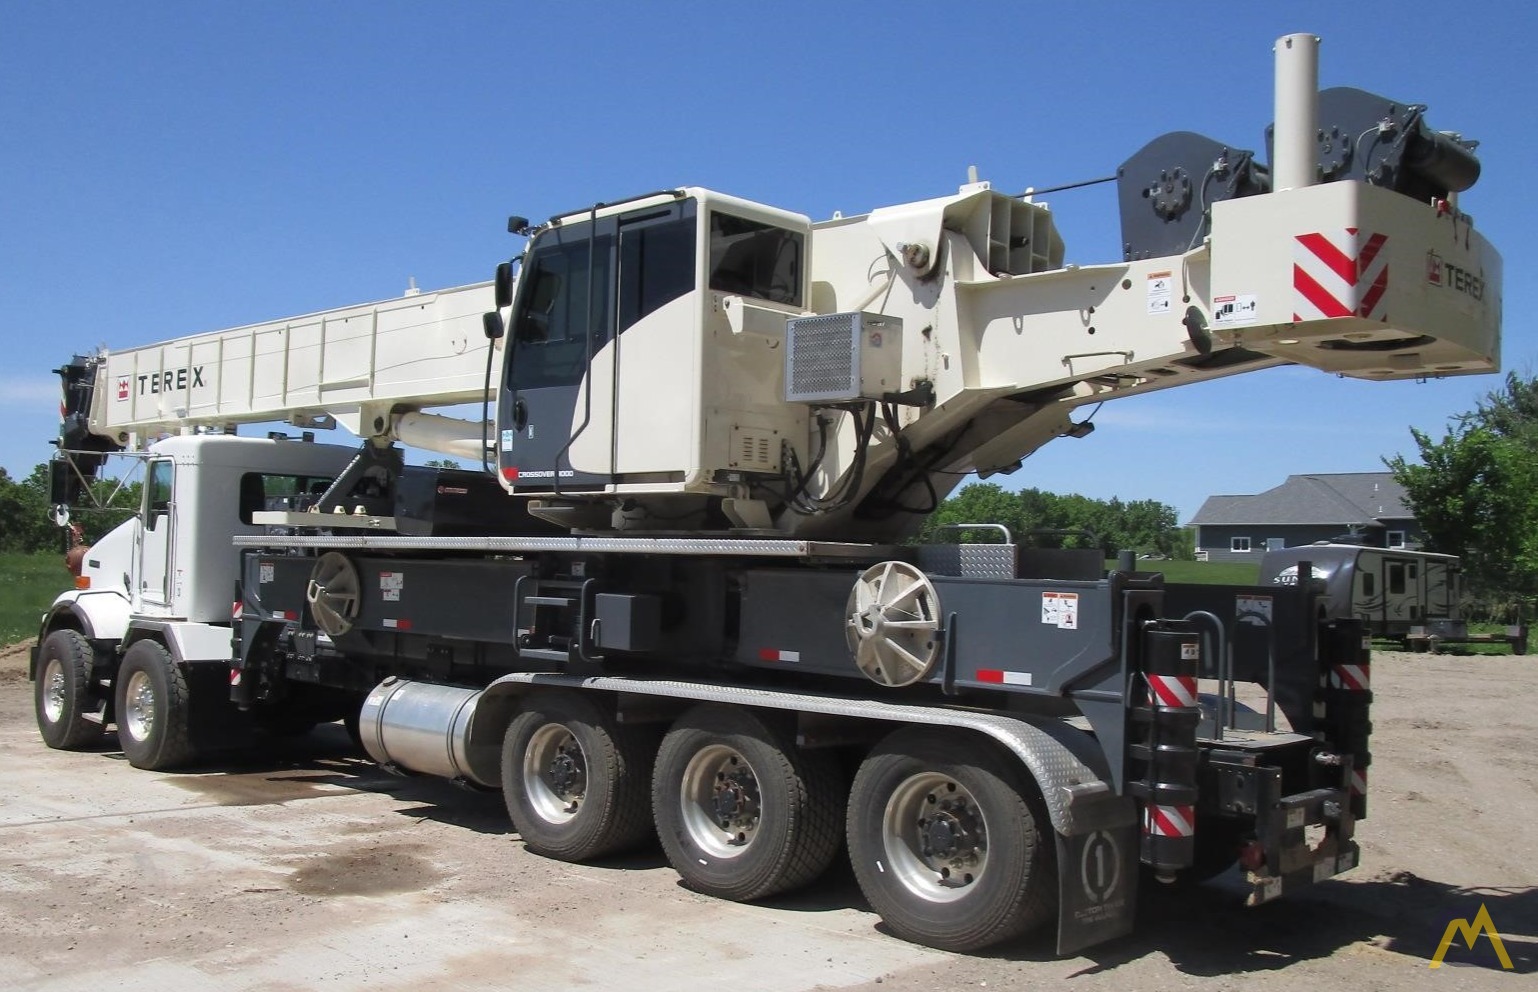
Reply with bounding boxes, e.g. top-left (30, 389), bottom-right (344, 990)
top-left (137, 458), bottom-right (174, 608)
